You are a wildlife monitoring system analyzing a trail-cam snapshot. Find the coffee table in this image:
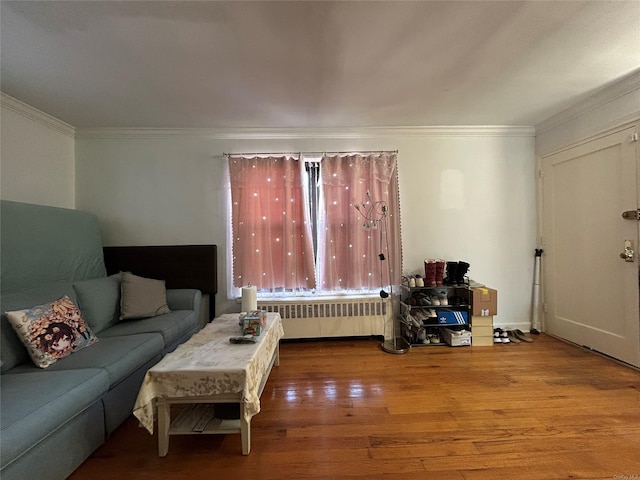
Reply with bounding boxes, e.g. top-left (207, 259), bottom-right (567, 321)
top-left (133, 312), bottom-right (283, 456)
